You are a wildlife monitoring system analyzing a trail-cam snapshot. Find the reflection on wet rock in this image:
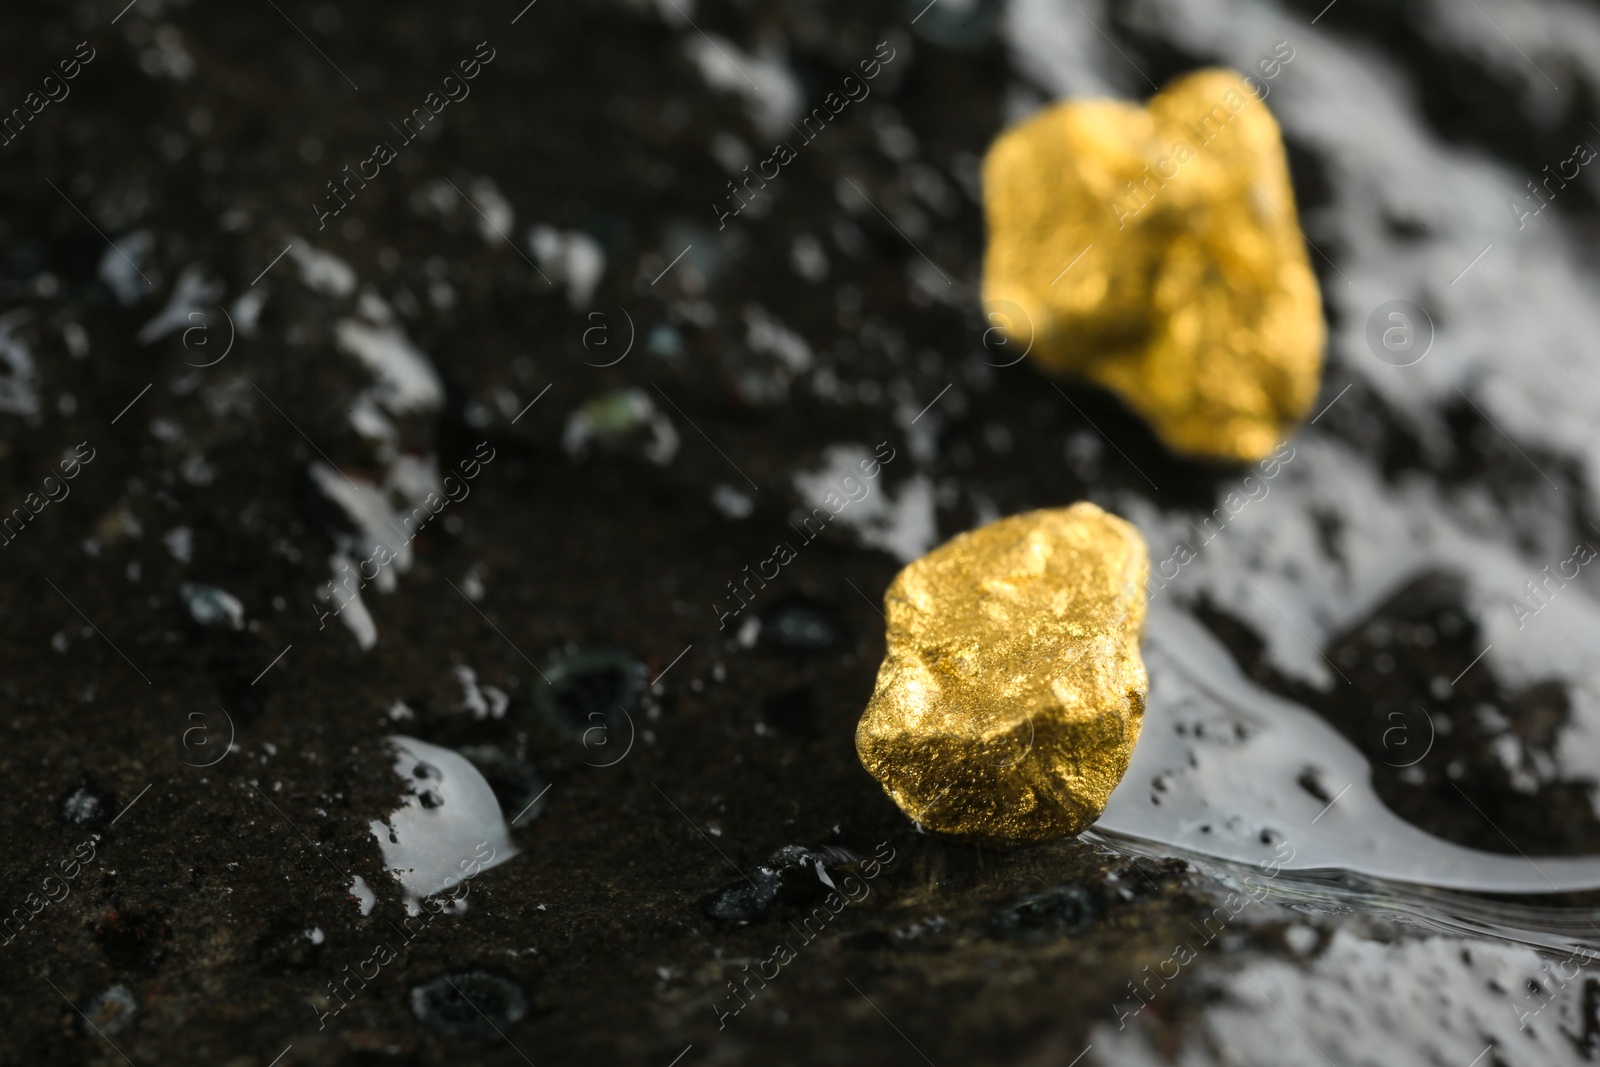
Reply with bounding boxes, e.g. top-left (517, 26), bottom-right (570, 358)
top-left (409, 970), bottom-right (530, 1039)
top-left (1100, 603), bottom-right (1600, 892)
